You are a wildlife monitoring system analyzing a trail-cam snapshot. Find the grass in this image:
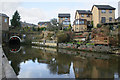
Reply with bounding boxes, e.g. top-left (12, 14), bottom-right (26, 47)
top-left (77, 42), bottom-right (83, 45)
top-left (86, 43), bottom-right (95, 46)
